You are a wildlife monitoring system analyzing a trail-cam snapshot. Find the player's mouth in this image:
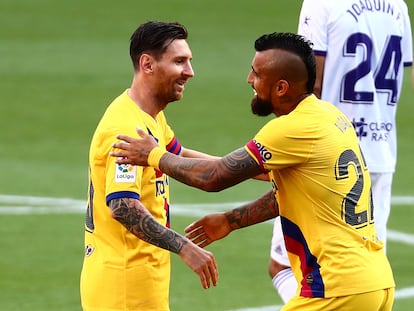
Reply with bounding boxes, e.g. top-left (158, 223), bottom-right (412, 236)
top-left (176, 80), bottom-right (186, 92)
